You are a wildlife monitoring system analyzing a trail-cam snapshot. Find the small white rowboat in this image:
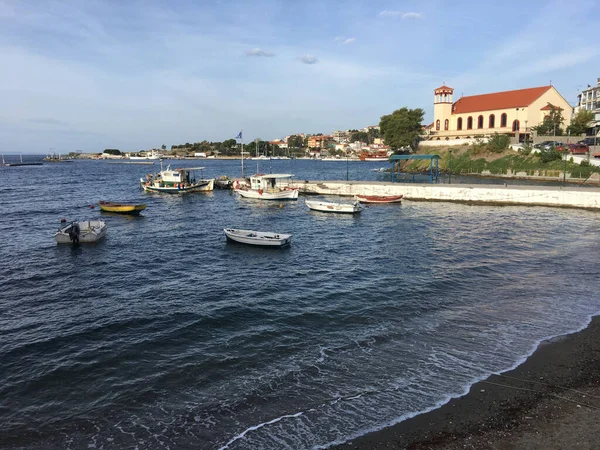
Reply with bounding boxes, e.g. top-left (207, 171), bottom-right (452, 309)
top-left (223, 228), bottom-right (292, 247)
top-left (55, 220), bottom-right (107, 244)
top-left (305, 199), bottom-right (362, 214)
